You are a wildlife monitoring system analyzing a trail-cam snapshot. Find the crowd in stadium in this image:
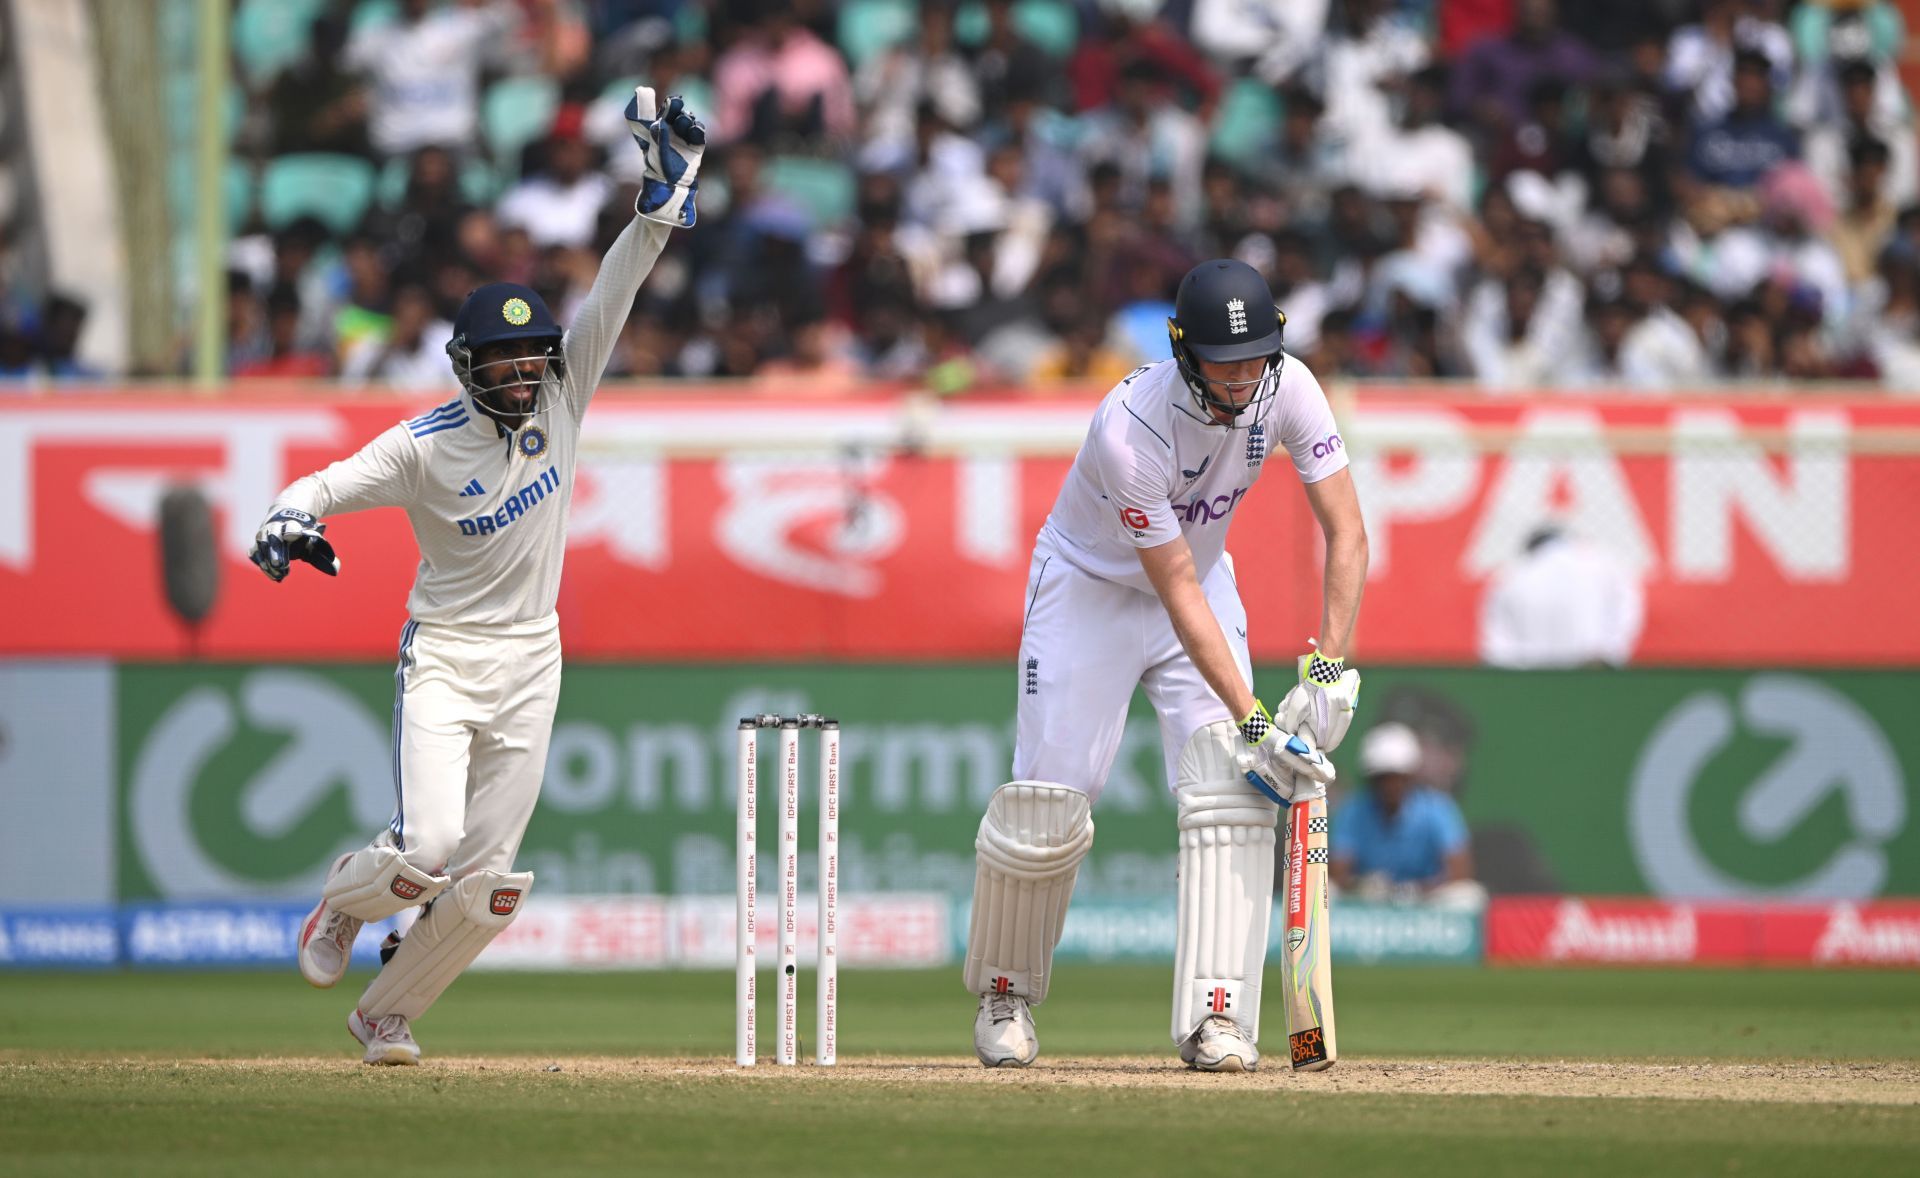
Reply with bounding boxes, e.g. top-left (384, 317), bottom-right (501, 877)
top-left (2, 0), bottom-right (1917, 390)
